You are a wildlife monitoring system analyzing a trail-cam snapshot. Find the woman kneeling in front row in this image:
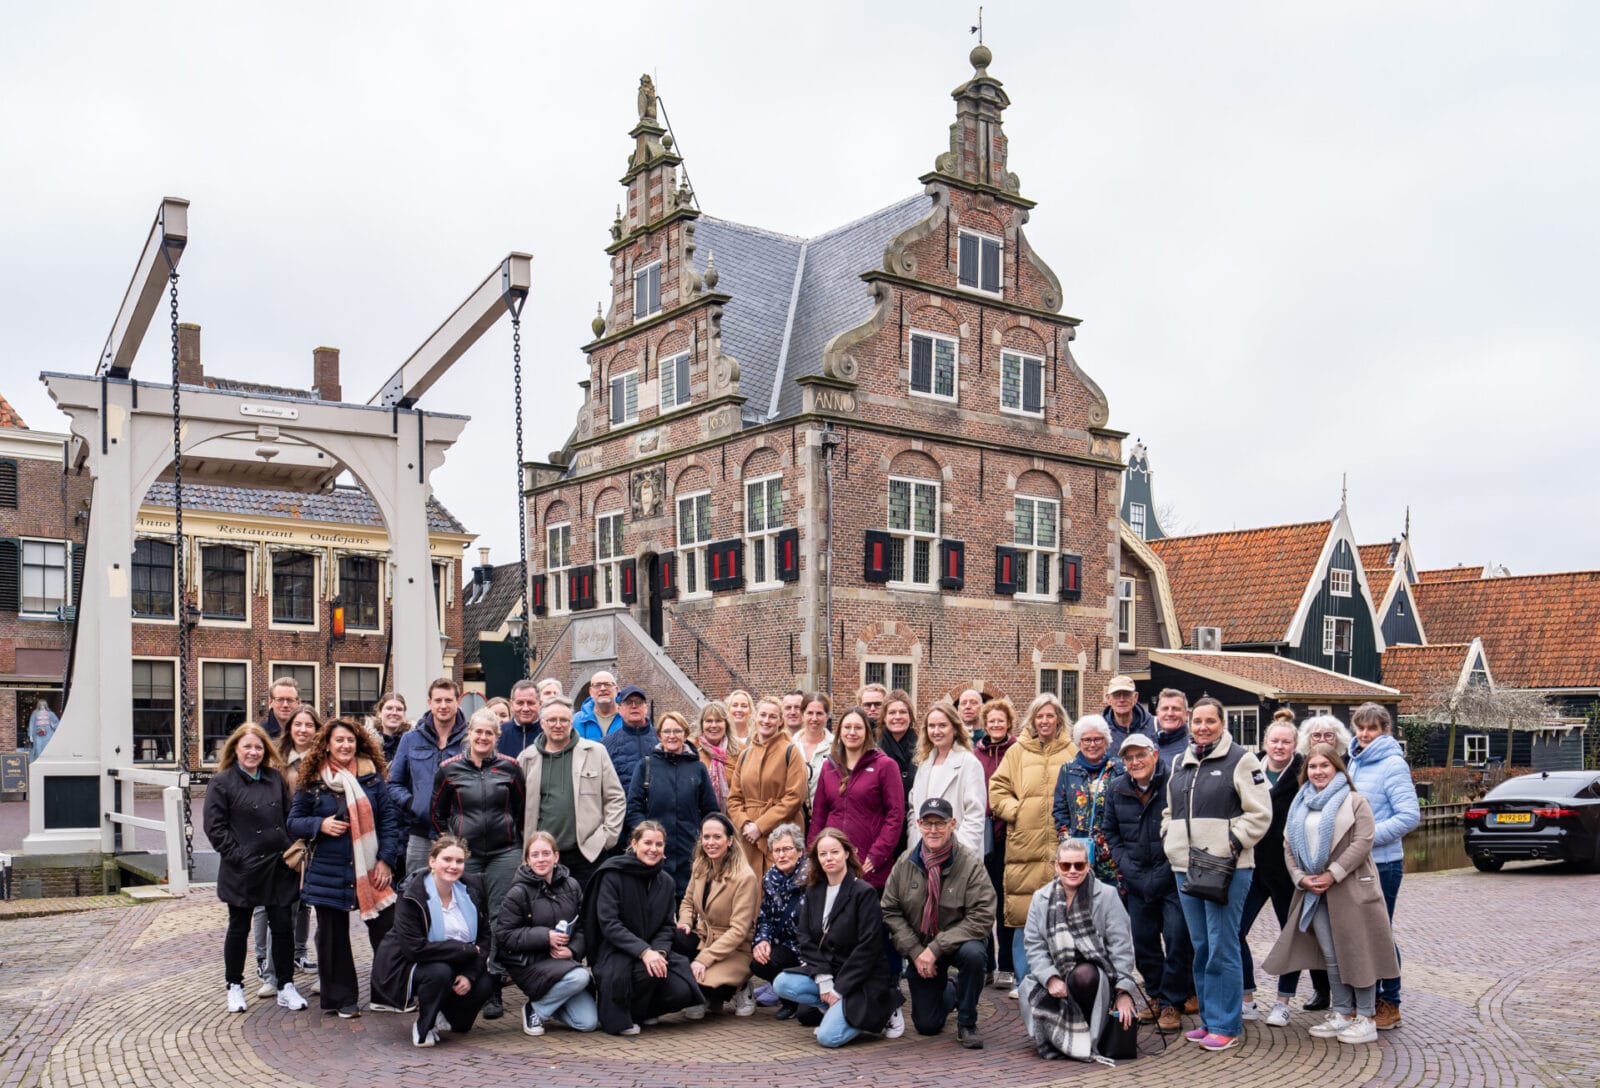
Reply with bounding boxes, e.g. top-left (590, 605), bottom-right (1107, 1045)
top-left (370, 836), bottom-right (496, 1047)
top-left (495, 831), bottom-right (598, 1036)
